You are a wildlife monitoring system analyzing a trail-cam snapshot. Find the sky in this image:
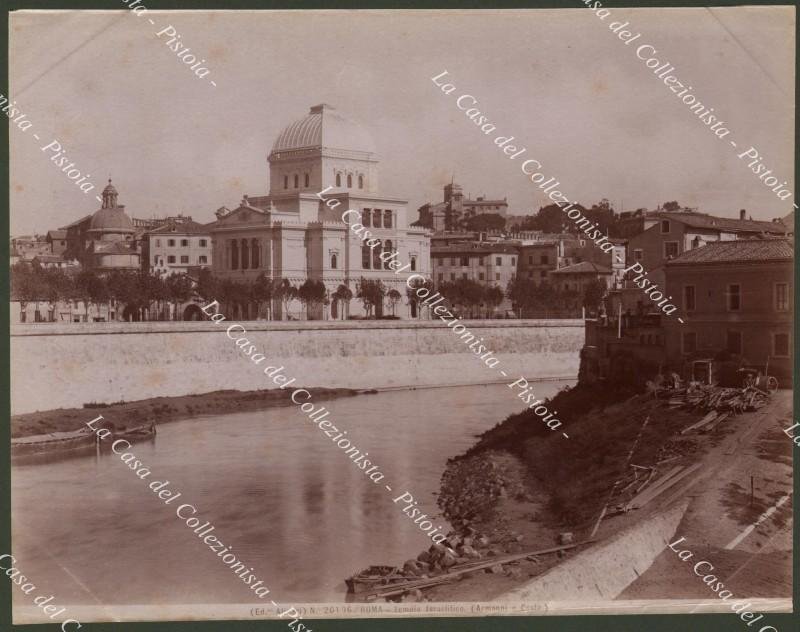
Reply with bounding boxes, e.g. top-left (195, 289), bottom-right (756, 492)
top-left (8, 7), bottom-right (796, 236)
